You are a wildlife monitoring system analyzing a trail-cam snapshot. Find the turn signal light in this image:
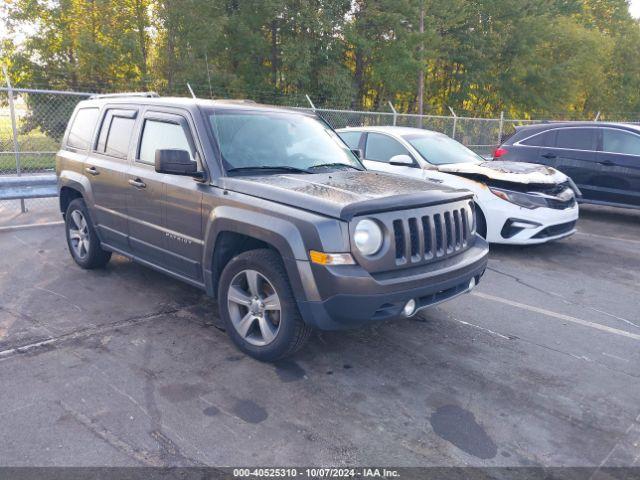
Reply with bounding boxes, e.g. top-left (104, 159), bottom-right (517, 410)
top-left (309, 250), bottom-right (355, 266)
